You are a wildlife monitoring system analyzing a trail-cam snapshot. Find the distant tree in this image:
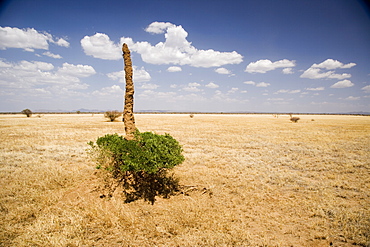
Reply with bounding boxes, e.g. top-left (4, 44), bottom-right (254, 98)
top-left (76, 111), bottom-right (81, 114)
top-left (21, 109), bottom-right (32, 117)
top-left (104, 110), bottom-right (122, 122)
